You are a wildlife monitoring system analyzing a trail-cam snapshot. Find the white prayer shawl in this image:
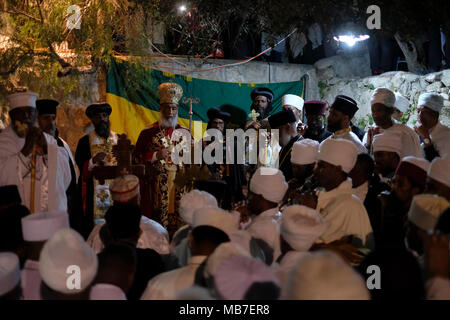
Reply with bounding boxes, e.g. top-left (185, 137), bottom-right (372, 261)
top-left (21, 259), bottom-right (41, 300)
top-left (0, 126), bottom-right (71, 212)
top-left (246, 208), bottom-right (282, 262)
top-left (140, 255), bottom-right (207, 300)
top-left (352, 181), bottom-right (369, 203)
top-left (316, 179), bottom-right (373, 248)
top-left (429, 122), bottom-right (450, 157)
top-left (328, 131), bottom-right (367, 154)
top-left (274, 251), bottom-right (310, 298)
top-left (426, 277), bottom-right (450, 300)
top-left (363, 123), bottom-right (422, 158)
top-left (87, 216), bottom-right (170, 255)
